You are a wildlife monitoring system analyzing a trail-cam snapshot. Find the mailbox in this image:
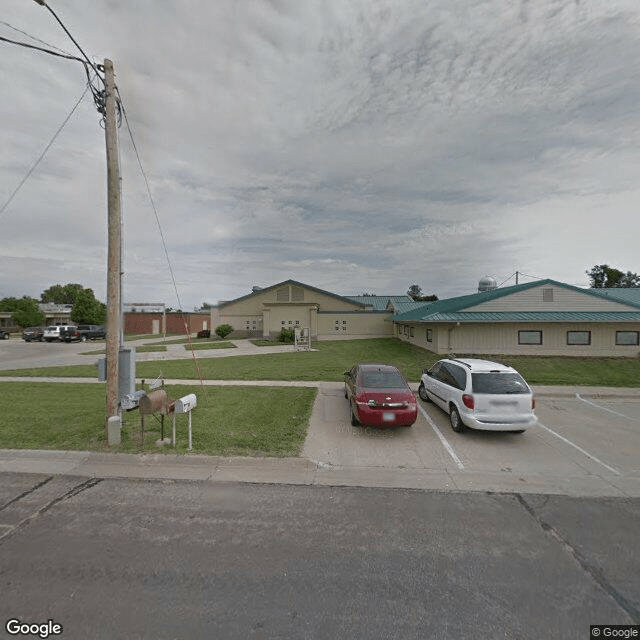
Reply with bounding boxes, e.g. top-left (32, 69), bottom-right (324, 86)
top-left (139, 389), bottom-right (168, 415)
top-left (121, 389), bottom-right (147, 411)
top-left (174, 393), bottom-right (197, 414)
